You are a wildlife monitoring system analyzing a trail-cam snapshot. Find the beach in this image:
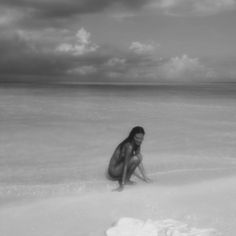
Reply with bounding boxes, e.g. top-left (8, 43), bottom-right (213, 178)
top-left (1, 171), bottom-right (236, 235)
top-left (1, 84), bottom-right (236, 235)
